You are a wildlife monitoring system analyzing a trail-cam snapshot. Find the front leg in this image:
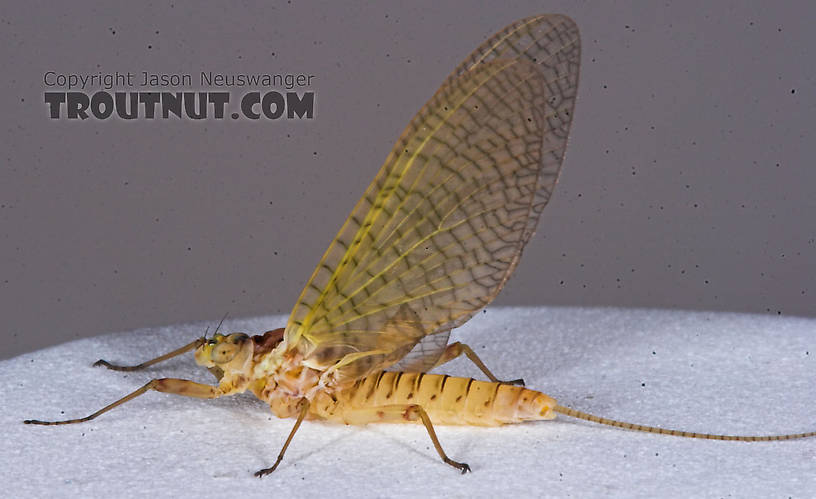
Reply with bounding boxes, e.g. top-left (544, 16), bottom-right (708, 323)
top-left (93, 338), bottom-right (205, 372)
top-left (24, 378), bottom-right (222, 425)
